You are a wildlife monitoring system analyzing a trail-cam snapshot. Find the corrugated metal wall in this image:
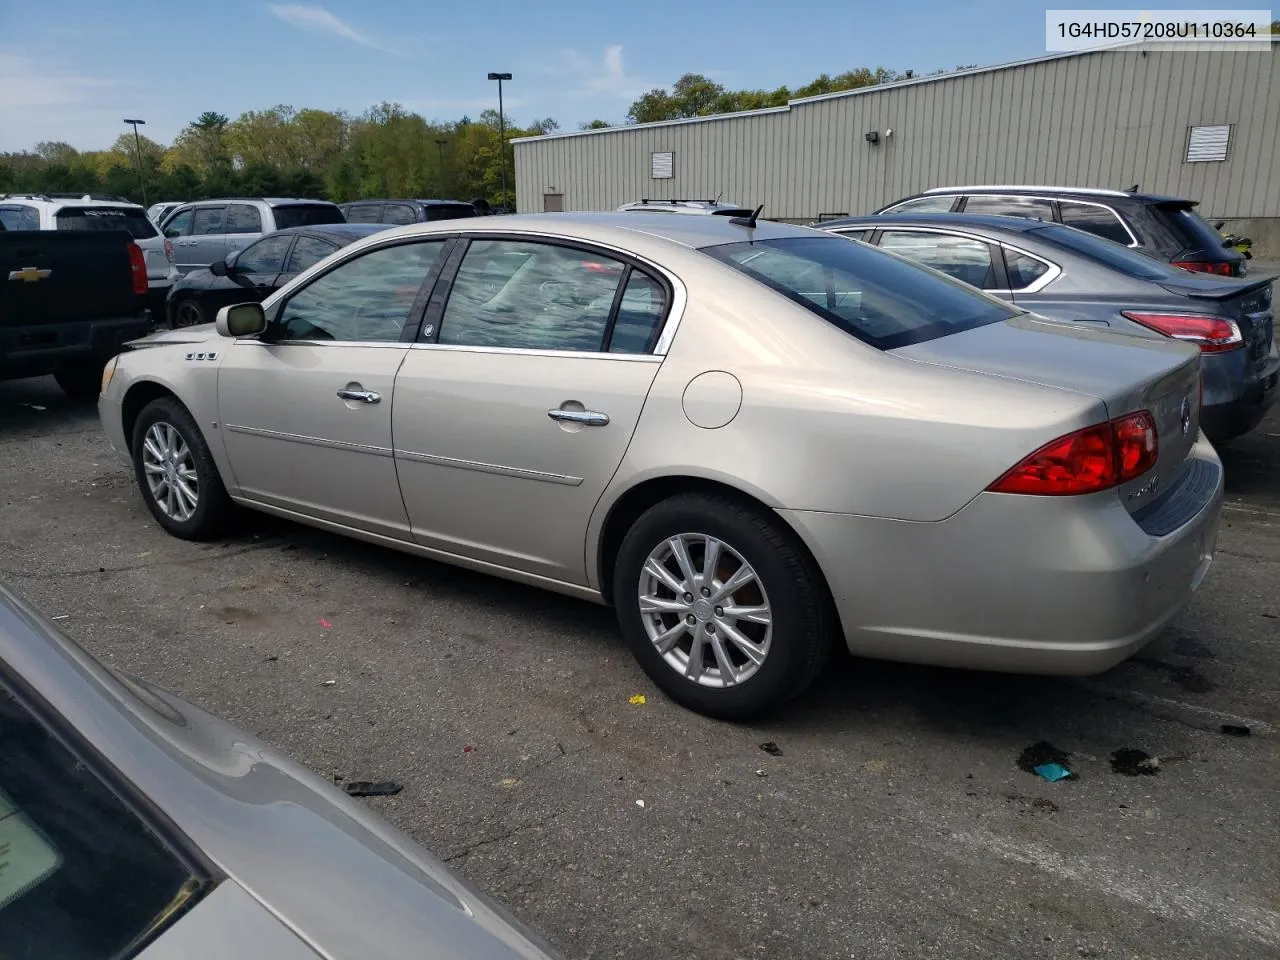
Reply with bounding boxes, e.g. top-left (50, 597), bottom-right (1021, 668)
top-left (515, 47), bottom-right (1280, 220)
